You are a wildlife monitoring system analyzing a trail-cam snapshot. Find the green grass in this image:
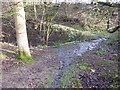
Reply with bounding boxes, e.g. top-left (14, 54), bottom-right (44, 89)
top-left (104, 31), bottom-right (118, 45)
top-left (90, 30), bottom-right (110, 37)
top-left (53, 42), bottom-right (64, 47)
top-left (52, 24), bottom-right (97, 42)
top-left (51, 24), bottom-right (112, 44)
top-left (37, 45), bottom-right (48, 48)
top-left (95, 50), bottom-right (106, 55)
top-left (72, 24), bottom-right (110, 37)
top-left (105, 36), bottom-right (118, 45)
top-left (95, 60), bottom-right (117, 65)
